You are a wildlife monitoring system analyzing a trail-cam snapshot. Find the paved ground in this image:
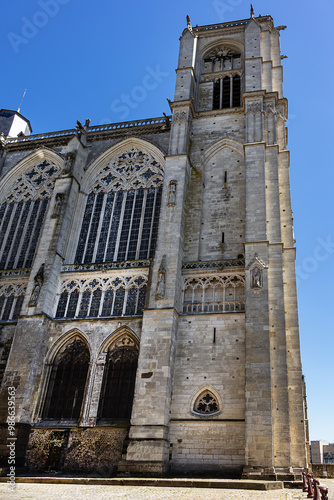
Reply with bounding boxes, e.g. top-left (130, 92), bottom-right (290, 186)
top-left (0, 480), bottom-right (333, 500)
